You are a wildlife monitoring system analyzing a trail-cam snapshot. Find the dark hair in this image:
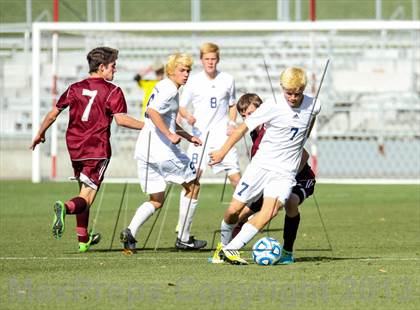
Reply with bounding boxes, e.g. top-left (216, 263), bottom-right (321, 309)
top-left (236, 93), bottom-right (263, 114)
top-left (87, 47), bottom-right (119, 73)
